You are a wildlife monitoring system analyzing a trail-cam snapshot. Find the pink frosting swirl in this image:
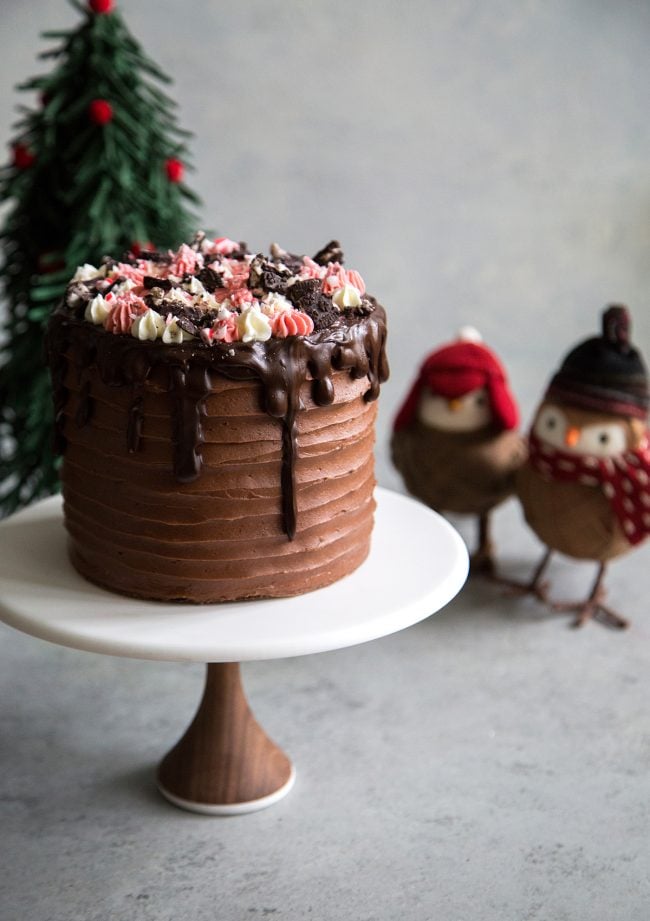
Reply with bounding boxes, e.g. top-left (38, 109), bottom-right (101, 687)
top-left (271, 310), bottom-right (314, 338)
top-left (104, 291), bottom-right (147, 334)
top-left (345, 269), bottom-right (366, 295)
top-left (320, 264), bottom-right (366, 296)
top-left (206, 312), bottom-right (239, 343)
top-left (211, 259), bottom-right (253, 306)
top-left (299, 257), bottom-right (327, 281)
top-left (321, 263), bottom-right (347, 295)
top-left (225, 260), bottom-right (250, 286)
top-left (229, 287), bottom-right (255, 308)
top-left (111, 261), bottom-right (151, 286)
top-left (167, 243), bottom-right (203, 278)
top-left (212, 288), bottom-right (230, 305)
